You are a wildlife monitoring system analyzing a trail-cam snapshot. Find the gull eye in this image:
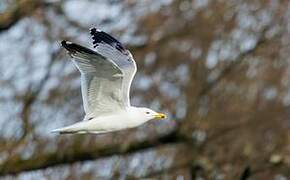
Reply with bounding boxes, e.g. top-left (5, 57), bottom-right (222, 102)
top-left (146, 112), bottom-right (150, 114)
